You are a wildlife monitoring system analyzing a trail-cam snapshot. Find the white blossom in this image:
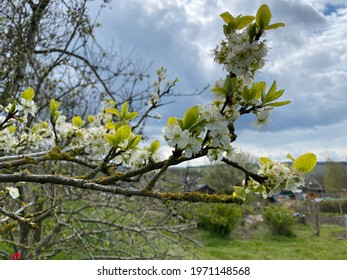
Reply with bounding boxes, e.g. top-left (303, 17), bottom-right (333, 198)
top-left (251, 108), bottom-right (272, 129)
top-left (162, 124), bottom-right (190, 149)
top-left (207, 148), bottom-right (224, 162)
top-left (6, 187), bottom-right (19, 199)
top-left (17, 98), bottom-right (38, 117)
top-left (85, 127), bottom-right (109, 155)
top-left (184, 137), bottom-right (202, 158)
top-left (129, 150), bottom-right (148, 167)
